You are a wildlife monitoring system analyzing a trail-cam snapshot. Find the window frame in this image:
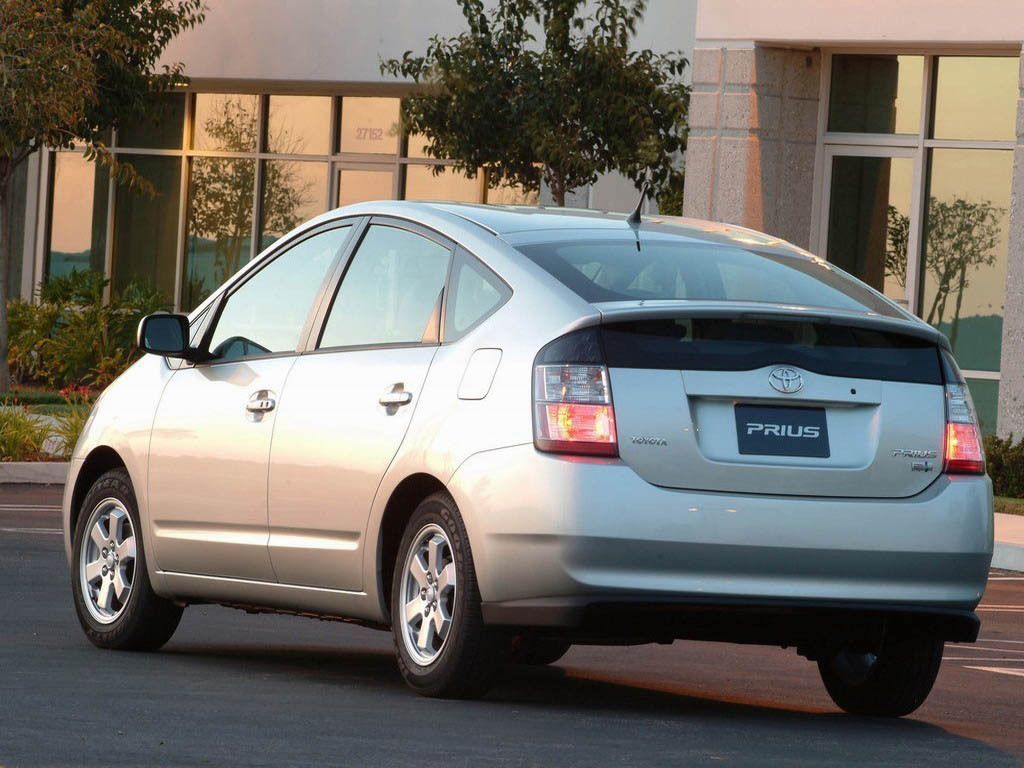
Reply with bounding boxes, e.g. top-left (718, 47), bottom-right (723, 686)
top-left (811, 48), bottom-right (1017, 388)
top-left (308, 215), bottom-right (458, 355)
top-left (191, 218), bottom-right (359, 367)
